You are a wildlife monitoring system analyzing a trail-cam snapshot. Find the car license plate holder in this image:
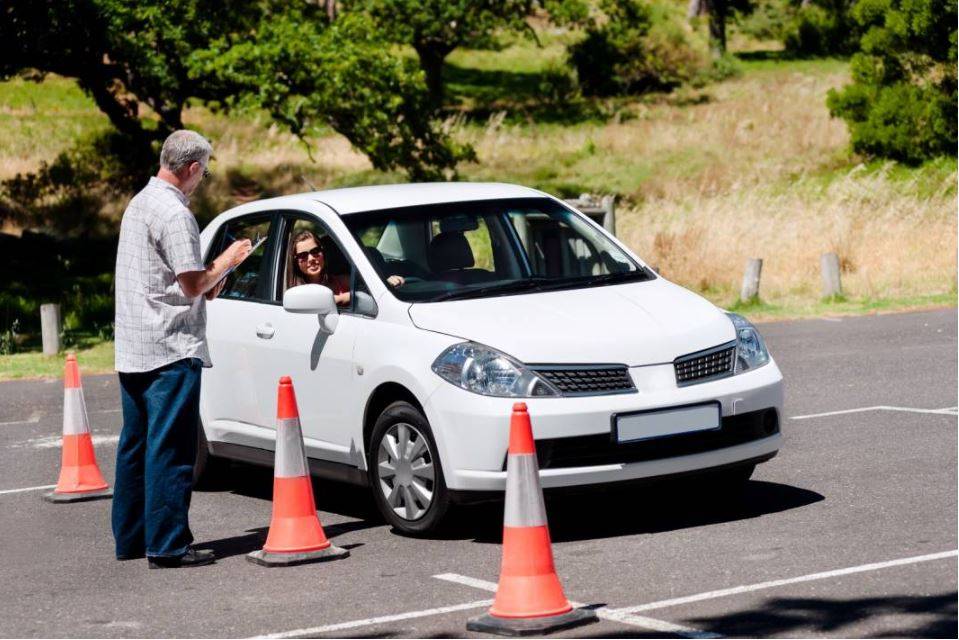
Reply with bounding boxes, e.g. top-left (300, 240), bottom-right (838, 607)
top-left (613, 401), bottom-right (721, 444)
